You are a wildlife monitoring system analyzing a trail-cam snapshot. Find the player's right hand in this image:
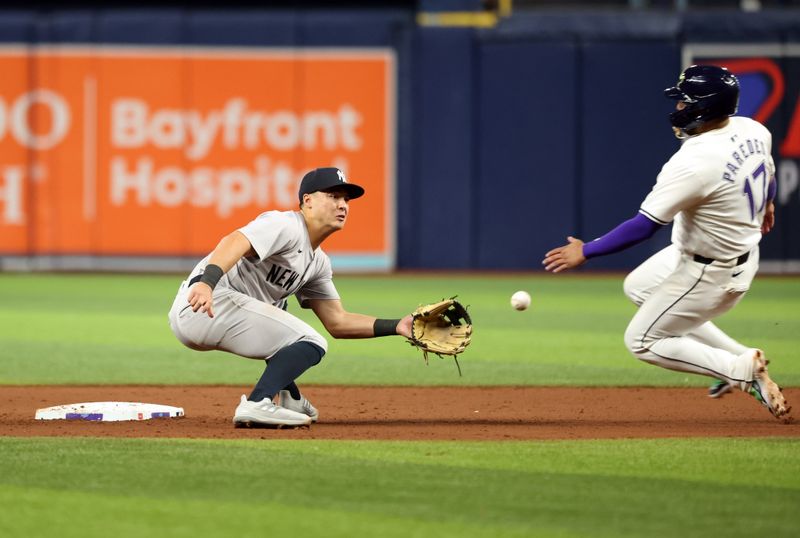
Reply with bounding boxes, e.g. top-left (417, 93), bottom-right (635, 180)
top-left (188, 282), bottom-right (215, 318)
top-left (542, 236), bottom-right (587, 273)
